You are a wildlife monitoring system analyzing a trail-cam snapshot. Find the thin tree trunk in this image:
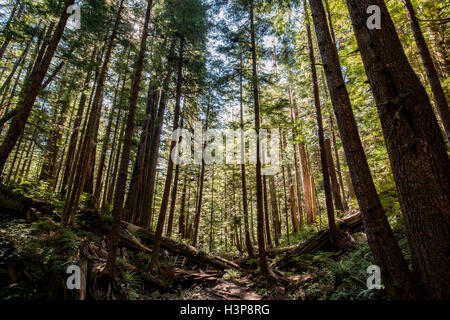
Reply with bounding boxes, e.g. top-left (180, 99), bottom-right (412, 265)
top-left (150, 35), bottom-right (184, 271)
top-left (0, 0), bottom-right (24, 61)
top-left (93, 75), bottom-right (122, 209)
top-left (401, 0), bottom-right (450, 146)
top-left (61, 0), bottom-right (124, 226)
top-left (239, 52), bottom-right (254, 257)
top-left (325, 137), bottom-right (344, 211)
top-left (269, 176), bottom-right (280, 247)
top-left (167, 120), bottom-right (184, 238)
top-left (263, 176), bottom-right (272, 248)
top-left (192, 104), bottom-right (210, 247)
top-left (305, 0), bottom-right (344, 248)
top-left (250, 0), bottom-right (269, 276)
top-left (178, 175), bottom-right (188, 238)
top-left (280, 135), bottom-right (290, 243)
